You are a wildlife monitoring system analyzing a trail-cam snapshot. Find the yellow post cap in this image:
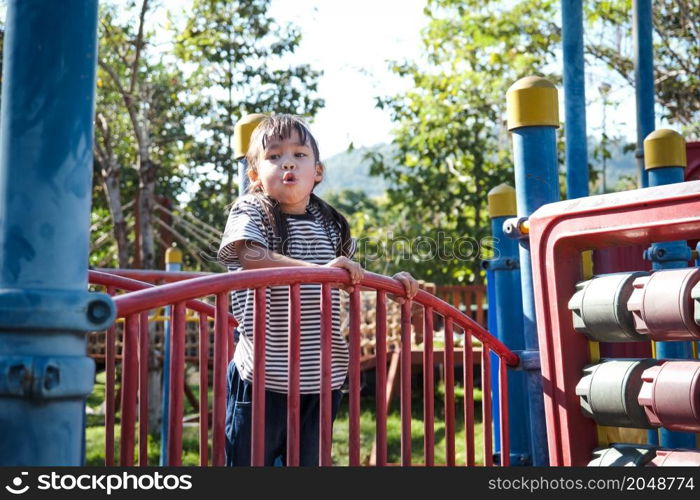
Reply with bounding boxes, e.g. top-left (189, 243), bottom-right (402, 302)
top-left (488, 183), bottom-right (517, 218)
top-left (643, 129), bottom-right (686, 170)
top-left (234, 113), bottom-right (267, 160)
top-left (165, 245), bottom-right (183, 265)
top-left (506, 76), bottom-right (559, 130)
